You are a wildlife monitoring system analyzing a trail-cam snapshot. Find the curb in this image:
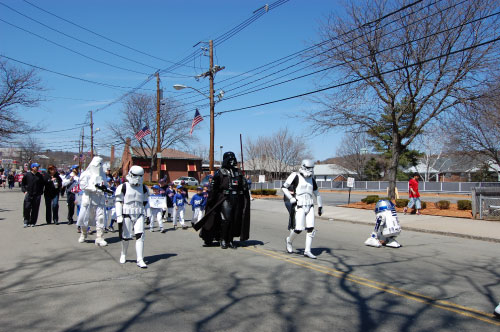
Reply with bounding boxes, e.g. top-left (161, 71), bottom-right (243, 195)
top-left (318, 216), bottom-right (500, 244)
